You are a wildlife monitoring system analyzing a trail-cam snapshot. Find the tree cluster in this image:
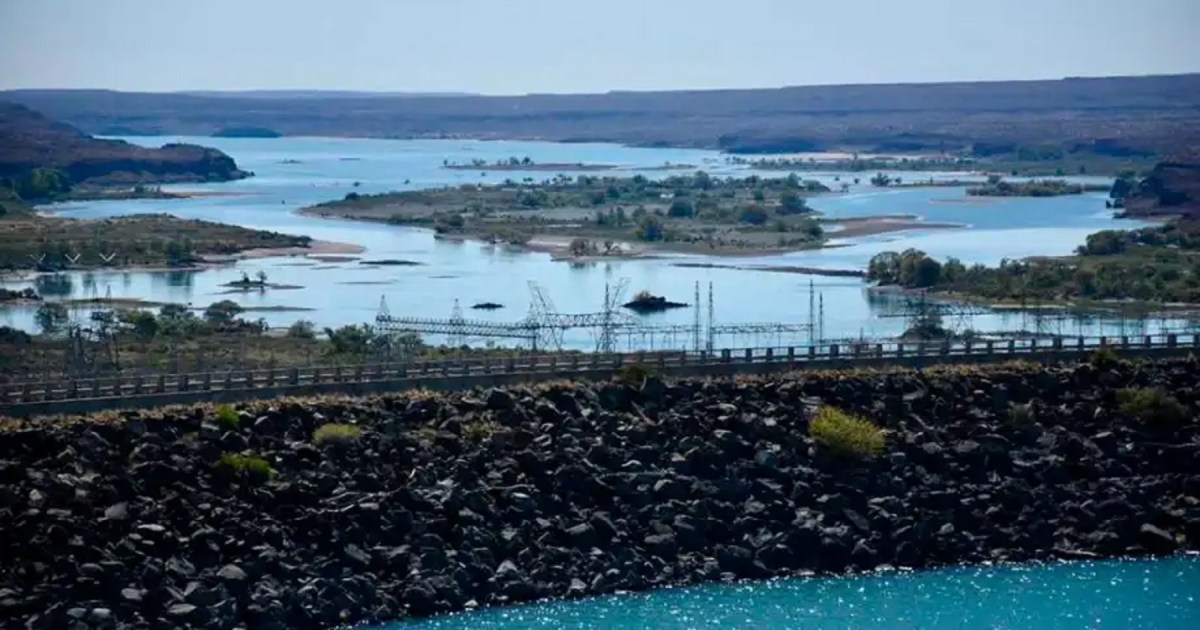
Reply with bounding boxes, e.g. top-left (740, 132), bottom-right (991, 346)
top-left (866, 223), bottom-right (1200, 303)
